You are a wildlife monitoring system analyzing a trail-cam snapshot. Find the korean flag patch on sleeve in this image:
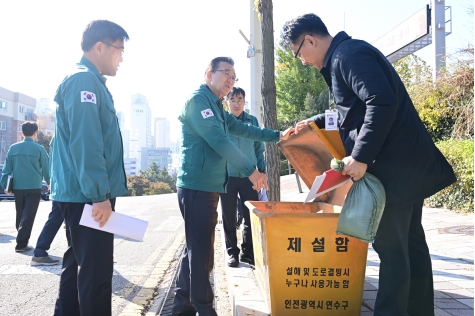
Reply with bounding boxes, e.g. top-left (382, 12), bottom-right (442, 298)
top-left (81, 91), bottom-right (97, 104)
top-left (201, 109), bottom-right (214, 119)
